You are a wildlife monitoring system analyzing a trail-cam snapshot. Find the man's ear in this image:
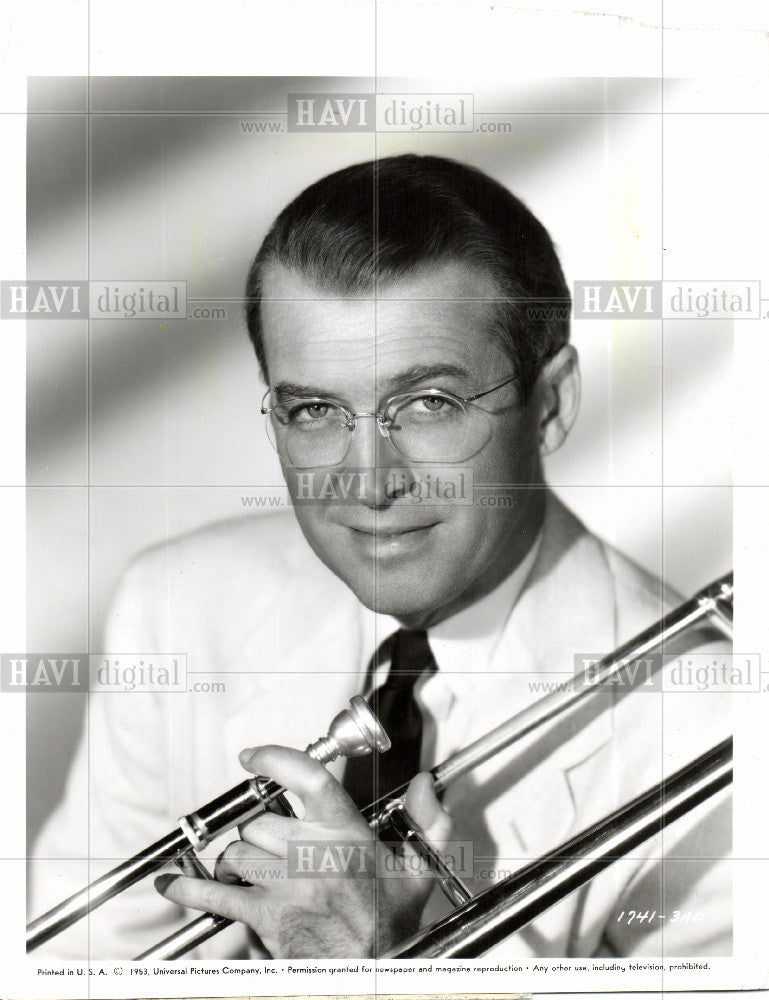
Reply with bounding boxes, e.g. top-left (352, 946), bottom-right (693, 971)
top-left (537, 344), bottom-right (581, 457)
